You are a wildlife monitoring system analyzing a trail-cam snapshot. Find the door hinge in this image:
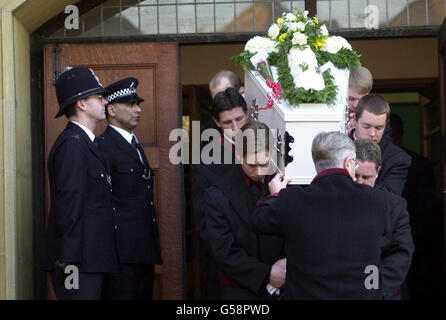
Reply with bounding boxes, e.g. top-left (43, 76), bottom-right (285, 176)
top-left (52, 46), bottom-right (62, 85)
